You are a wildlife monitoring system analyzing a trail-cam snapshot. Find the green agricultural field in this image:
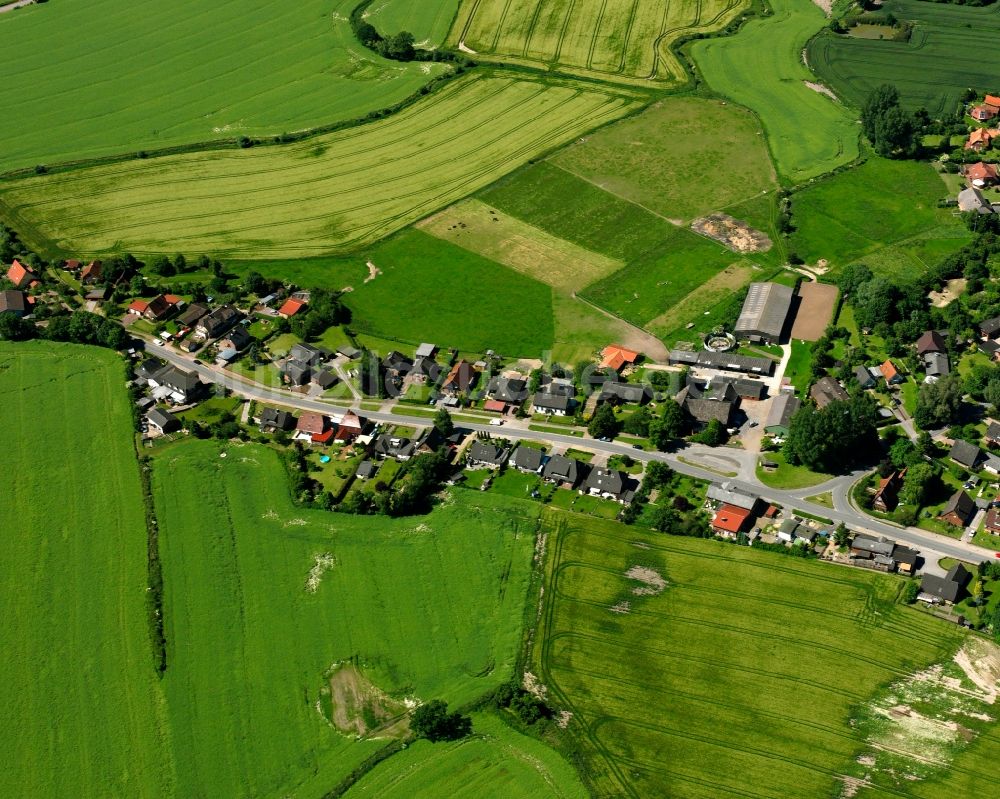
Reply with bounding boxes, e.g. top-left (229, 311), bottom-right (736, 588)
top-left (790, 158), bottom-right (970, 274)
top-left (690, 0), bottom-right (859, 183)
top-left (343, 713), bottom-right (588, 799)
top-left (550, 98), bottom-right (778, 222)
top-left (0, 0), bottom-right (449, 173)
top-left (153, 438), bottom-right (537, 797)
top-left (533, 510), bottom-right (973, 798)
top-left (344, 229), bottom-right (555, 355)
top-left (450, 0), bottom-right (749, 87)
top-left (809, 0), bottom-right (1000, 115)
top-left (365, 0), bottom-right (461, 46)
top-left (0, 342), bottom-right (172, 797)
top-left (1, 74), bottom-right (641, 258)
